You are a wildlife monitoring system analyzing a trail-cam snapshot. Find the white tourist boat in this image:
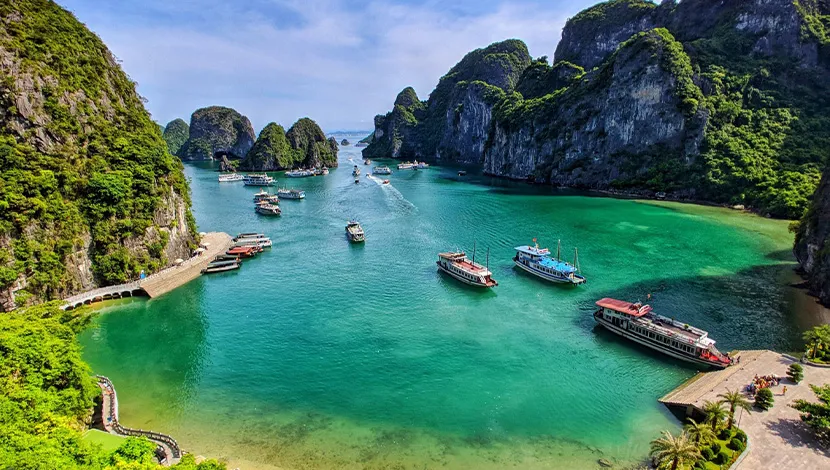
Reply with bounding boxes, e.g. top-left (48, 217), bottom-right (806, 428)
top-left (243, 173), bottom-right (274, 186)
top-left (254, 201), bottom-right (281, 216)
top-left (372, 165), bottom-right (392, 175)
top-left (285, 169), bottom-right (315, 178)
top-left (233, 236), bottom-right (273, 248)
top-left (234, 232), bottom-right (267, 241)
top-left (593, 298), bottom-right (733, 369)
top-left (346, 220), bottom-right (365, 243)
top-left (397, 162), bottom-right (415, 170)
top-left (277, 188), bottom-right (305, 199)
top-left (218, 173), bottom-right (244, 182)
top-left (252, 190), bottom-right (279, 204)
top-left (436, 247), bottom-right (497, 287)
top-left (513, 240), bottom-right (586, 285)
top-left (414, 161), bottom-right (429, 169)
top-left (352, 165), bottom-right (361, 176)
